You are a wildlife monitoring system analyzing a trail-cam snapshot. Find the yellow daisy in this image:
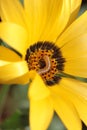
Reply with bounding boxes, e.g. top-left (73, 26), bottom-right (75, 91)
top-left (0, 0), bottom-right (87, 130)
